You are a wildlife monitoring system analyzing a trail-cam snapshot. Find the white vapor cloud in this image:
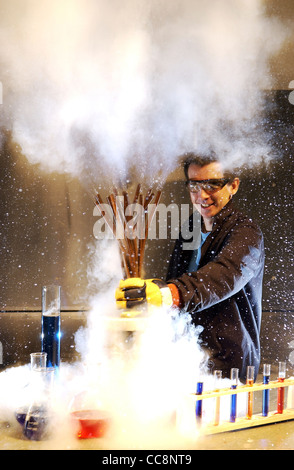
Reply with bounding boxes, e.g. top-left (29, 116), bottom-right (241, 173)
top-left (0, 0), bottom-right (287, 186)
